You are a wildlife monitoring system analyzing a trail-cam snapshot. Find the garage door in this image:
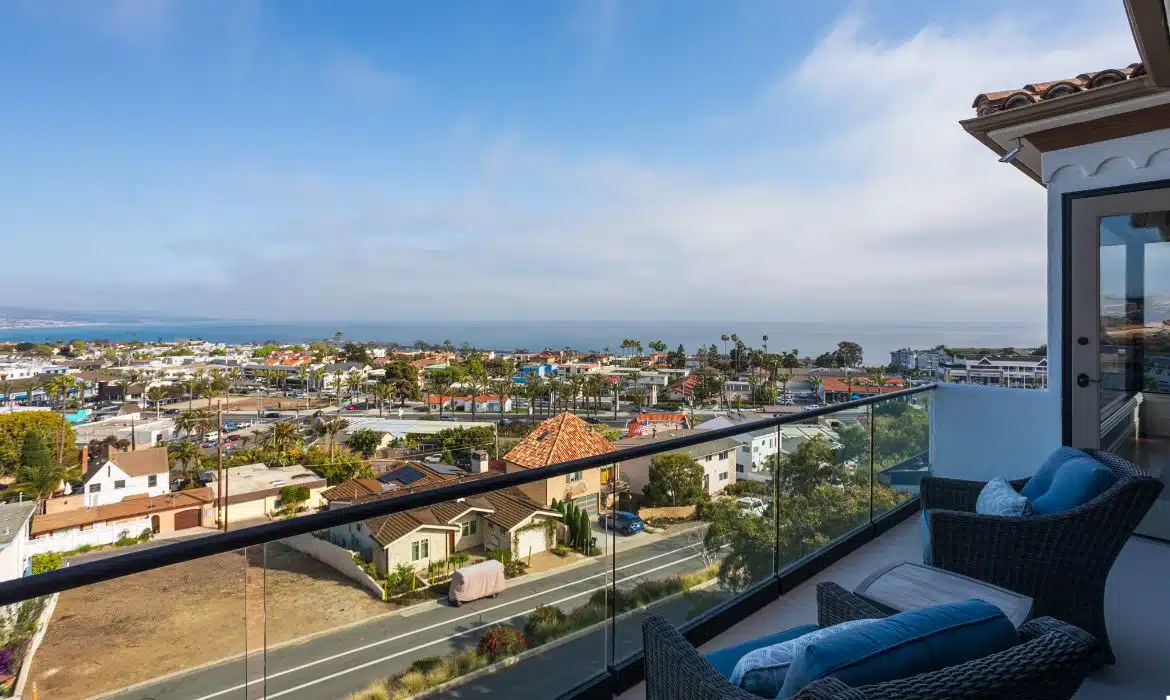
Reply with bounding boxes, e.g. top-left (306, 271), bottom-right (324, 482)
top-left (174, 508), bottom-right (201, 530)
top-left (515, 526), bottom-right (548, 558)
top-left (572, 494), bottom-right (598, 516)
